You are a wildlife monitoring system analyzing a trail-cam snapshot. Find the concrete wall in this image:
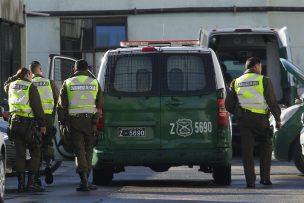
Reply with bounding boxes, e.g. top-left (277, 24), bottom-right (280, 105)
top-left (26, 17), bottom-right (60, 71)
top-left (24, 0), bottom-right (304, 70)
top-left (128, 13), bottom-right (267, 40)
top-left (25, 0), bottom-right (268, 11)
